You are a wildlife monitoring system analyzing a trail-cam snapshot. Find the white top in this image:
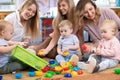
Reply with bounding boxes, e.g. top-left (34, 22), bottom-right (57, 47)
top-left (4, 11), bottom-right (25, 42)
